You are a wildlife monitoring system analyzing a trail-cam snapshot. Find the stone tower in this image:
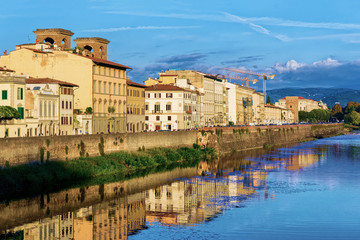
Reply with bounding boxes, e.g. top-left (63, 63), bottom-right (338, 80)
top-left (33, 28), bottom-right (74, 50)
top-left (74, 37), bottom-right (110, 60)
